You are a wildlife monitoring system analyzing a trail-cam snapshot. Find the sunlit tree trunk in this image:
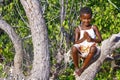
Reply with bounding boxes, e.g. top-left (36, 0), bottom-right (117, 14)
top-left (20, 0), bottom-right (50, 79)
